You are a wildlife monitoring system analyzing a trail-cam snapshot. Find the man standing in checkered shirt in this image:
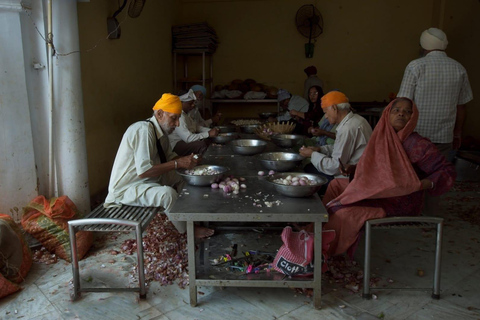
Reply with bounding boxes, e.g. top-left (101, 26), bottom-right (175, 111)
top-left (398, 27), bottom-right (473, 161)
